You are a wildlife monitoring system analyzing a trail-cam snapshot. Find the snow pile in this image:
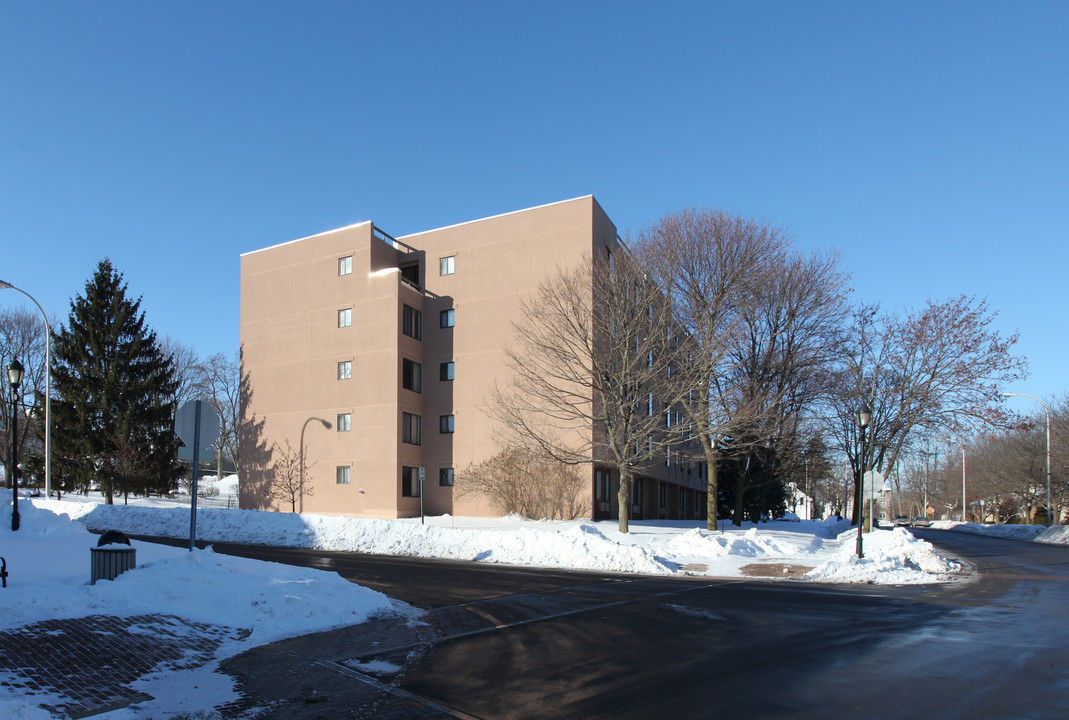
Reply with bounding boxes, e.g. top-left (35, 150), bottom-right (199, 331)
top-left (933, 520), bottom-right (1069, 545)
top-left (33, 492), bottom-right (964, 585)
top-left (0, 490), bottom-right (403, 641)
top-left (806, 527), bottom-right (964, 584)
top-left (663, 526), bottom-right (819, 558)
